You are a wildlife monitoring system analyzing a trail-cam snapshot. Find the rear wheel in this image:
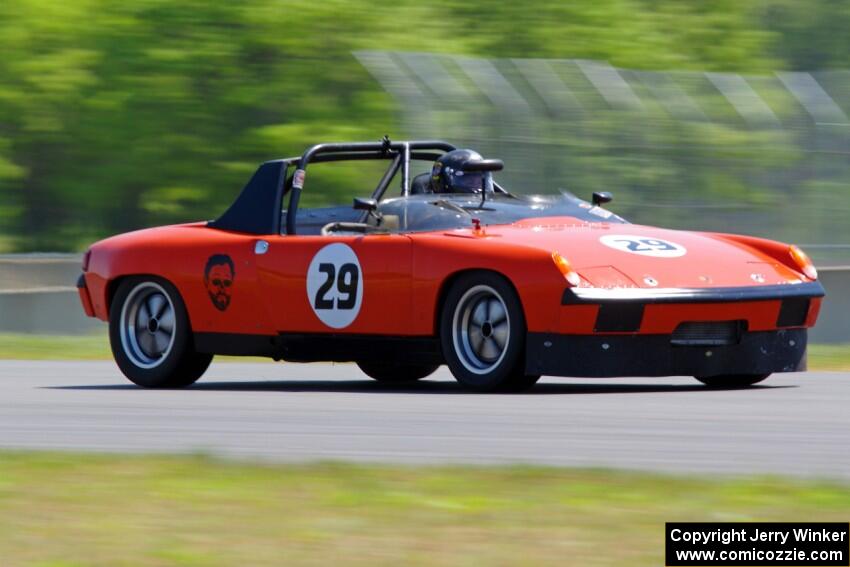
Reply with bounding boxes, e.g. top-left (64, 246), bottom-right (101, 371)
top-left (440, 272), bottom-right (540, 392)
top-left (356, 361), bottom-right (439, 383)
top-left (695, 374), bottom-right (770, 388)
top-left (109, 277), bottom-right (212, 388)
